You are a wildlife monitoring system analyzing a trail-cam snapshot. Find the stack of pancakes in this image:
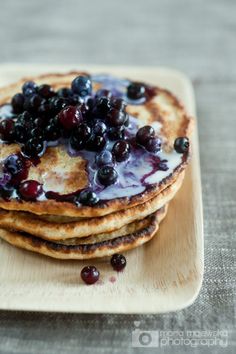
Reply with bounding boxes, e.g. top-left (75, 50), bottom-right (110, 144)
top-left (0, 72), bottom-right (192, 259)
